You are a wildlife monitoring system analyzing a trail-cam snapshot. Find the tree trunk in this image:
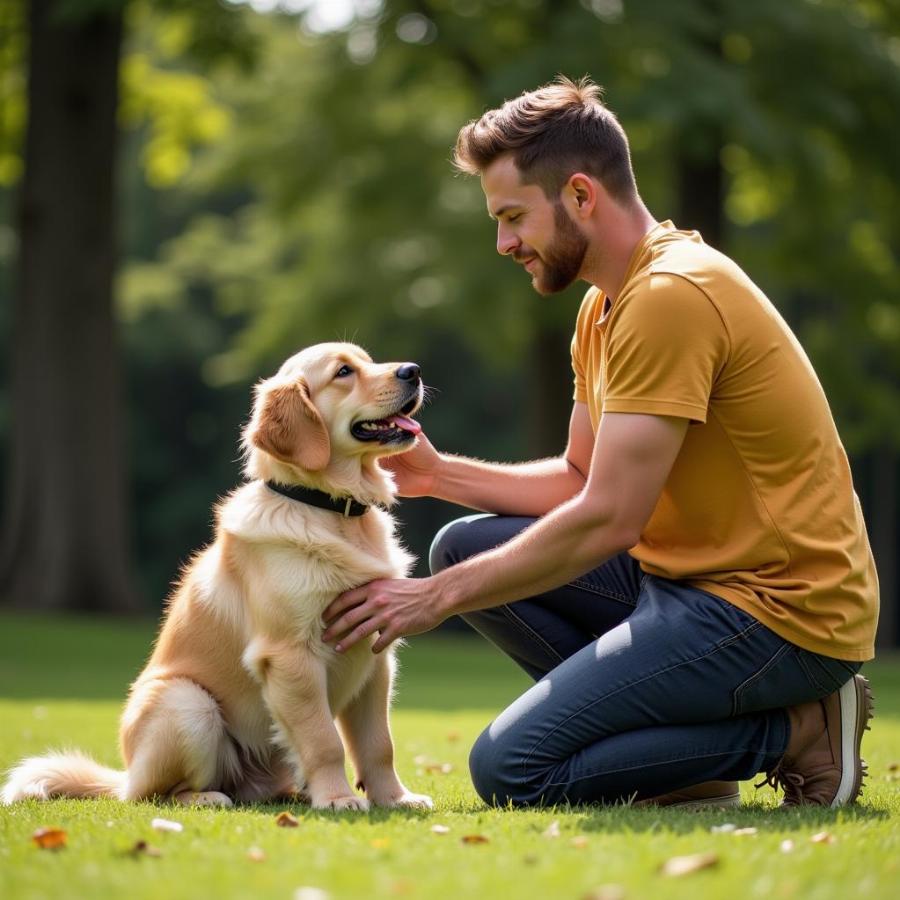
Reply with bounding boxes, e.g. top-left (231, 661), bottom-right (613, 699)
top-left (675, 128), bottom-right (724, 249)
top-left (0, 0), bottom-right (140, 612)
